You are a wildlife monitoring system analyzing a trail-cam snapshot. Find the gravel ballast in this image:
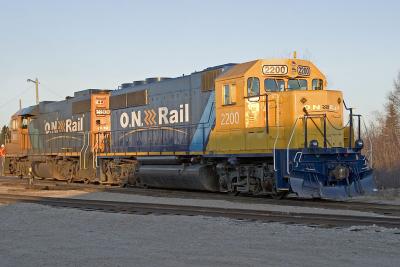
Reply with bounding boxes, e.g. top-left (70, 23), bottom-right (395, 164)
top-left (0, 203), bottom-right (399, 267)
